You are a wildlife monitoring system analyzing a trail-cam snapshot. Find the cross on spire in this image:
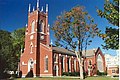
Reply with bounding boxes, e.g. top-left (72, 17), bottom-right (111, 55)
top-left (37, 0), bottom-right (39, 9)
top-left (46, 4), bottom-right (48, 13)
top-left (41, 6), bottom-right (43, 12)
top-left (28, 4), bottom-right (31, 12)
